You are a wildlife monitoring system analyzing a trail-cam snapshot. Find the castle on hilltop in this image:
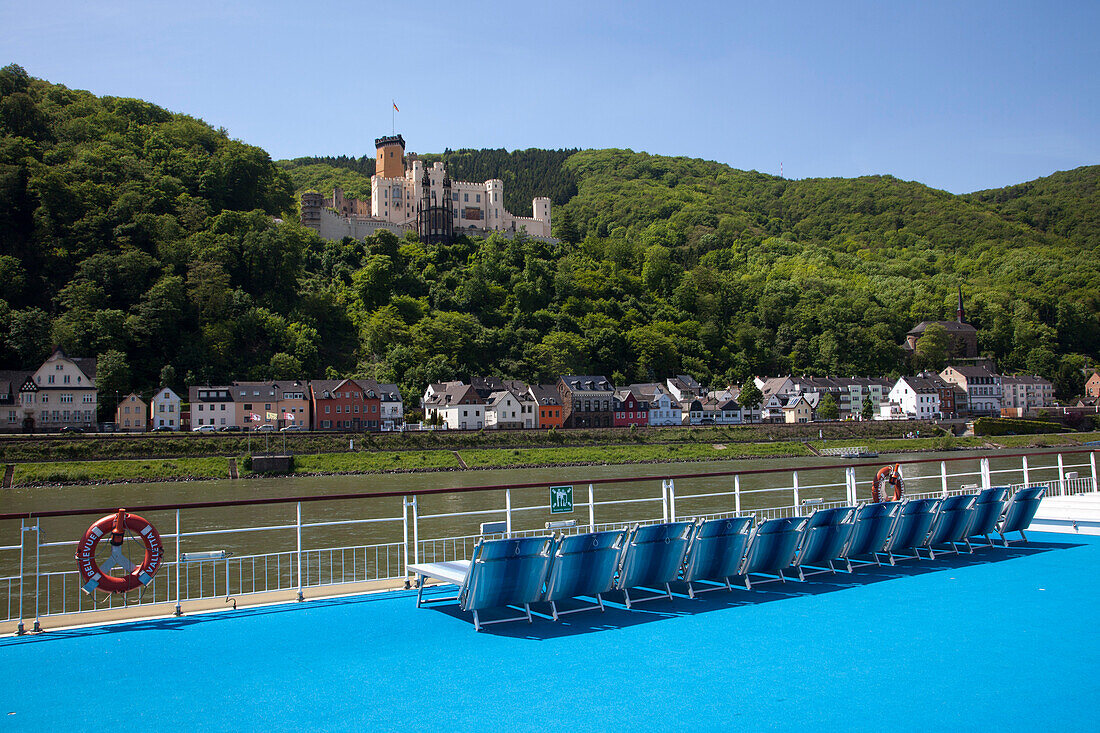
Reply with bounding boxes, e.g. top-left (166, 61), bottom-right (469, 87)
top-left (300, 134), bottom-right (552, 243)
